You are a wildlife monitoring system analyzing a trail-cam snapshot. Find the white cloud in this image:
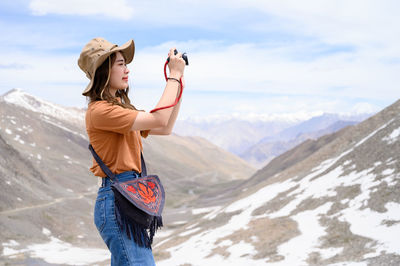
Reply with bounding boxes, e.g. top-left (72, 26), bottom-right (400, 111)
top-left (133, 39), bottom-right (400, 100)
top-left (0, 37), bottom-right (397, 117)
top-left (26, 0), bottom-right (400, 49)
top-left (0, 48), bottom-right (87, 107)
top-left (2, 0), bottom-right (399, 118)
top-left (29, 0), bottom-right (134, 20)
top-left (350, 102), bottom-right (379, 115)
top-left (231, 0), bottom-right (400, 44)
